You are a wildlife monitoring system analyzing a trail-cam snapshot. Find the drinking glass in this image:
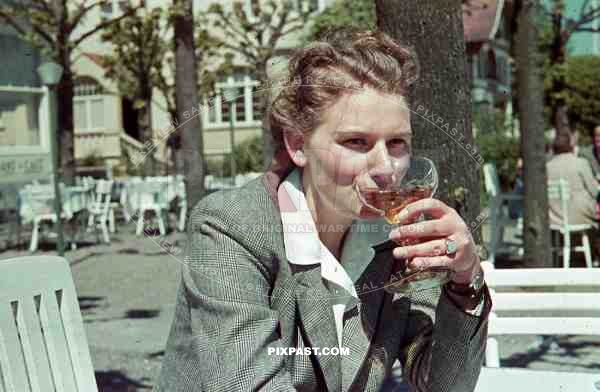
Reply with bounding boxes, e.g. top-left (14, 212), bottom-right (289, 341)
top-left (353, 156), bottom-right (454, 293)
